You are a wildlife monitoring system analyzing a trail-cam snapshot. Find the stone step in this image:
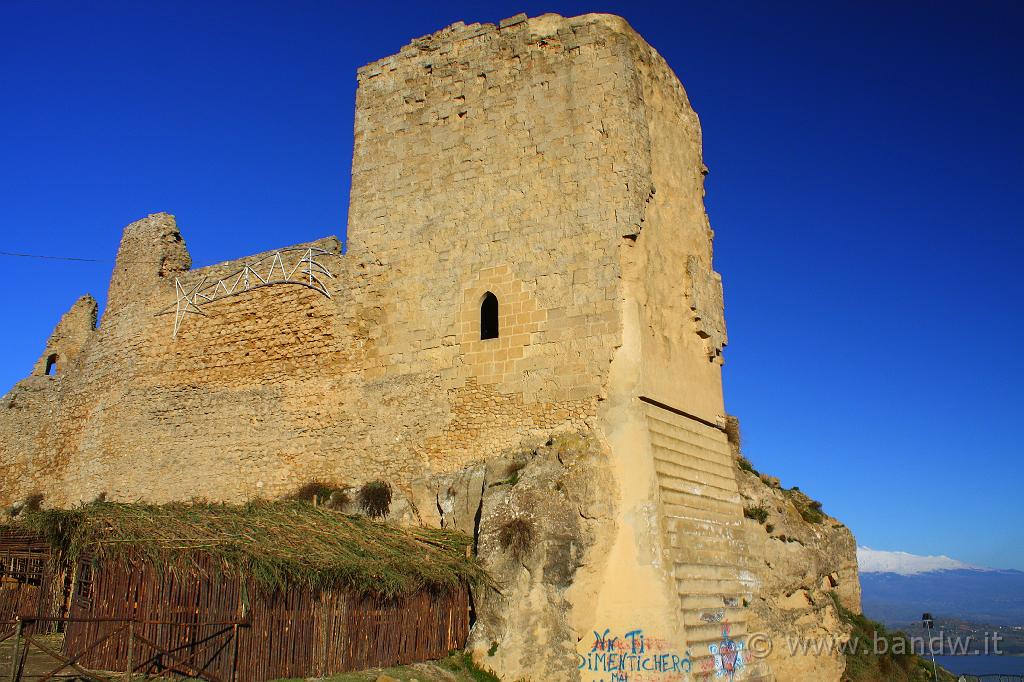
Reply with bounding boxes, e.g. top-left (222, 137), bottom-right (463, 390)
top-left (675, 573), bottom-right (757, 593)
top-left (672, 554), bottom-right (749, 576)
top-left (660, 488), bottom-right (743, 516)
top-left (651, 430), bottom-right (734, 460)
top-left (670, 543), bottom-right (747, 566)
top-left (685, 621), bottom-right (750, 649)
top-left (666, 531), bottom-right (745, 557)
top-left (678, 593), bottom-right (739, 612)
top-left (659, 477), bottom-right (741, 509)
top-left (651, 432), bottom-right (733, 471)
top-left (648, 418), bottom-right (732, 451)
top-left (649, 433), bottom-right (734, 471)
top-left (674, 575), bottom-right (754, 598)
top-left (668, 536), bottom-right (758, 569)
top-left (663, 502), bottom-right (743, 527)
top-left (665, 515), bottom-right (744, 535)
top-left (671, 561), bottom-right (747, 581)
top-left (687, 652), bottom-right (755, 678)
top-left (685, 656), bottom-right (772, 682)
top-left (642, 403), bottom-right (729, 438)
top-left (666, 523), bottom-right (741, 542)
top-left (678, 605), bottom-right (749, 627)
top-left (647, 413), bottom-right (737, 456)
top-left (653, 456), bottom-right (739, 492)
top-left (743, 662), bottom-right (775, 682)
